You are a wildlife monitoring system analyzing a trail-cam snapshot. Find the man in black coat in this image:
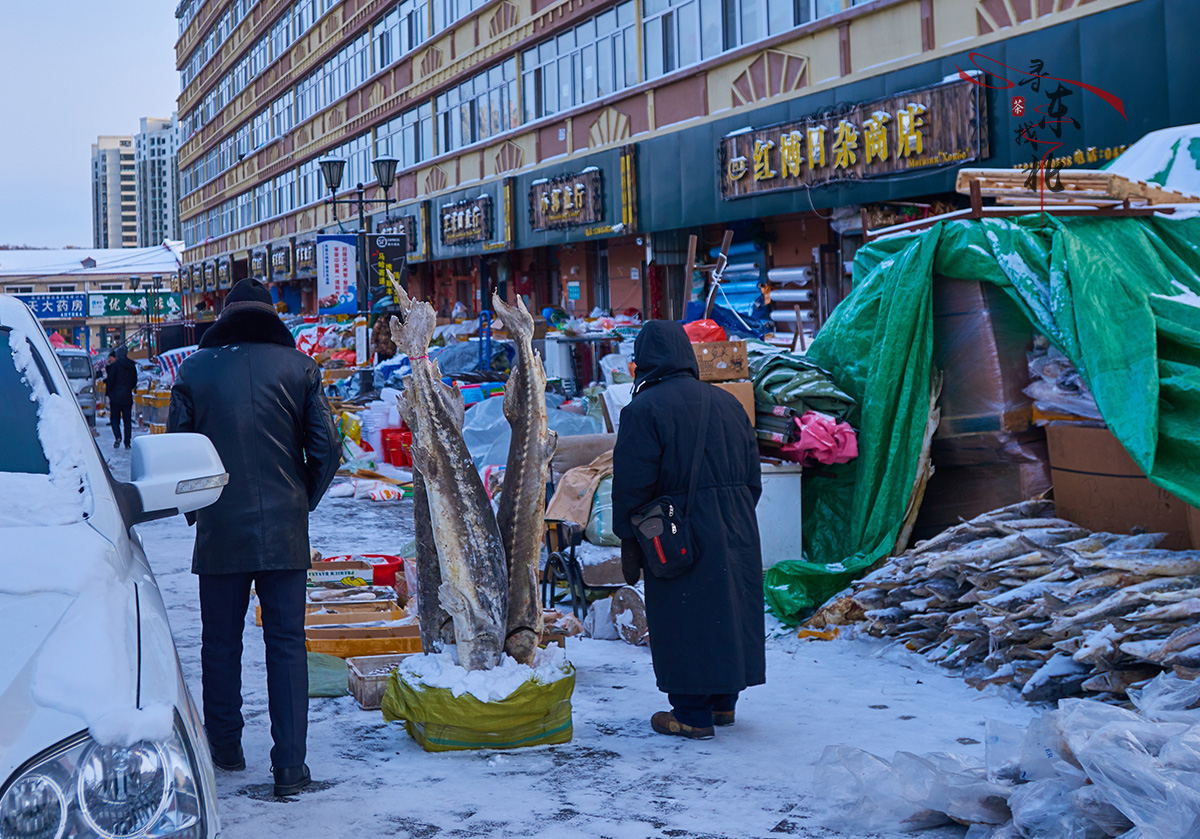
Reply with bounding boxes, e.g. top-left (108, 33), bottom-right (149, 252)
top-left (612, 320), bottom-right (765, 740)
top-left (104, 347), bottom-right (137, 448)
top-left (168, 279), bottom-right (340, 796)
